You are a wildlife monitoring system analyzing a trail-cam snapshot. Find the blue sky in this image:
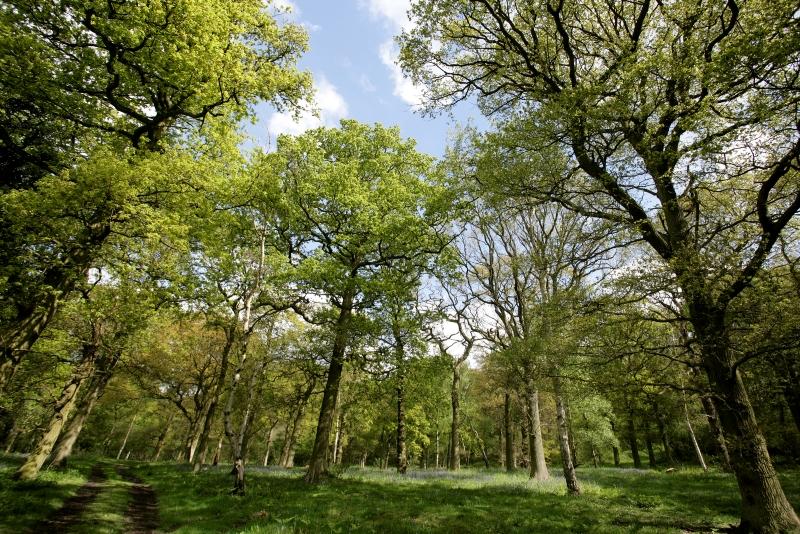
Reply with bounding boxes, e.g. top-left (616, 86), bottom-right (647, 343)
top-left (247, 0), bottom-right (485, 157)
